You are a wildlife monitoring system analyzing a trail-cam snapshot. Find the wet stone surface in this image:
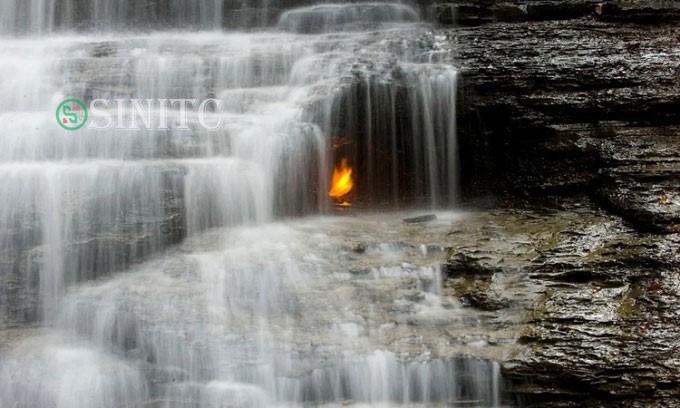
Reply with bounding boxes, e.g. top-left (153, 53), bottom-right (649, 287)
top-left (444, 199), bottom-right (680, 406)
top-left (446, 12), bottom-right (680, 404)
top-left (452, 11), bottom-right (680, 234)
